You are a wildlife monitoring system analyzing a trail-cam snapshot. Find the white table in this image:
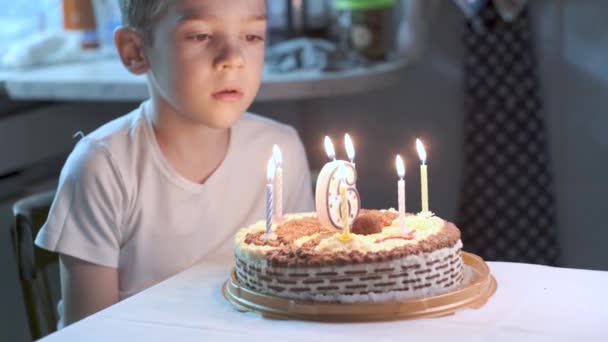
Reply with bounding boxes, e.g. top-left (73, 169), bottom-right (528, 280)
top-left (1, 58), bottom-right (406, 102)
top-left (38, 258), bottom-right (608, 342)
